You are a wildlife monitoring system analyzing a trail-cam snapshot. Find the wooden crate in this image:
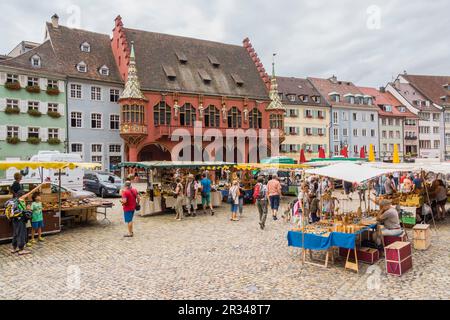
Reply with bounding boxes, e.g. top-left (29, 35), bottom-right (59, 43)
top-left (383, 232), bottom-right (407, 247)
top-left (413, 224), bottom-right (431, 250)
top-left (384, 241), bottom-right (413, 276)
top-left (339, 247), bottom-right (380, 265)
